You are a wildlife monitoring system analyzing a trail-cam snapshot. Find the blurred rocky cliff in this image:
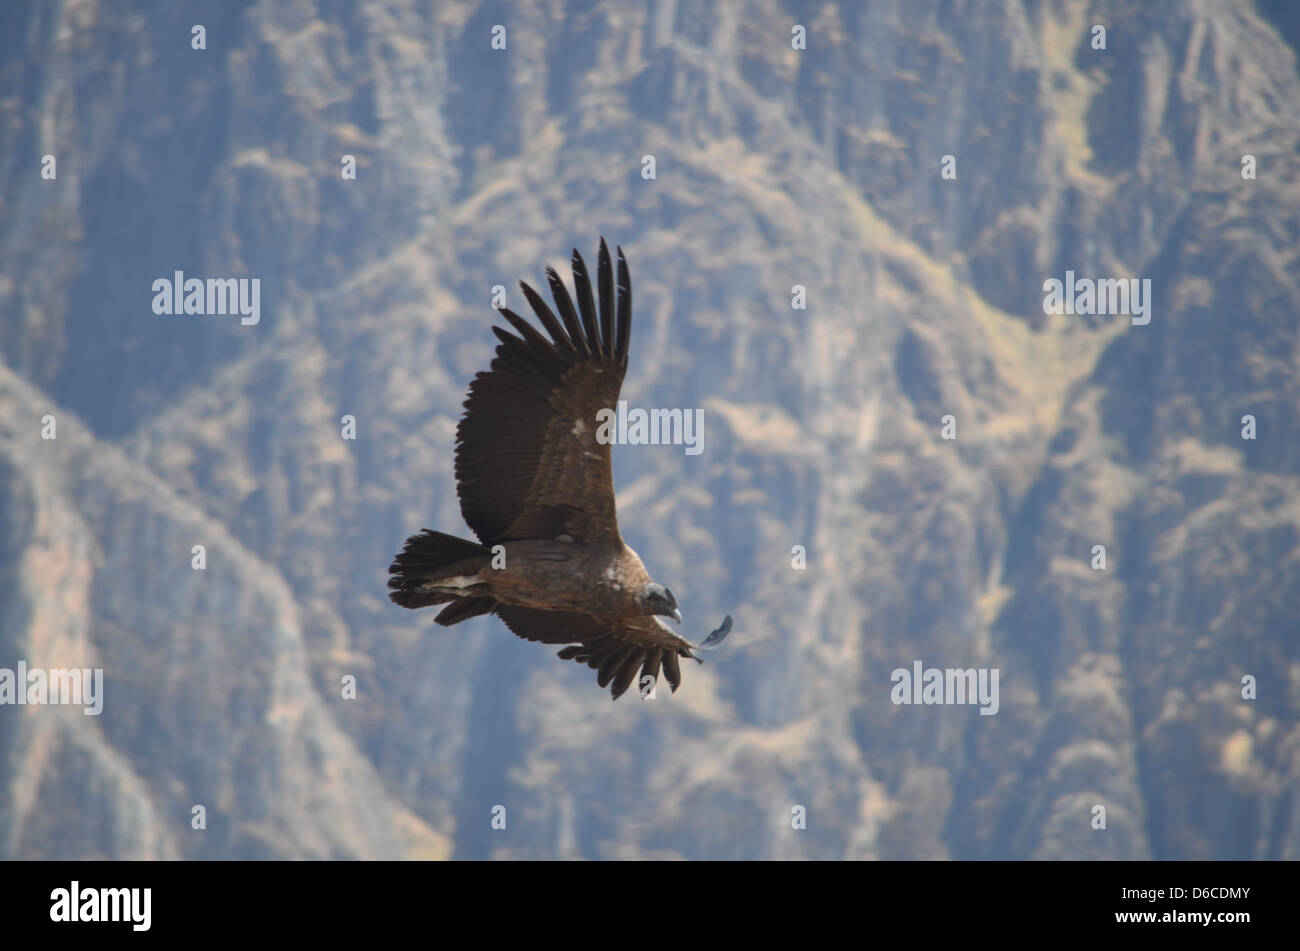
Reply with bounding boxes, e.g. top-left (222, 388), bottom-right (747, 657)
top-left (1, 0), bottom-right (1297, 859)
